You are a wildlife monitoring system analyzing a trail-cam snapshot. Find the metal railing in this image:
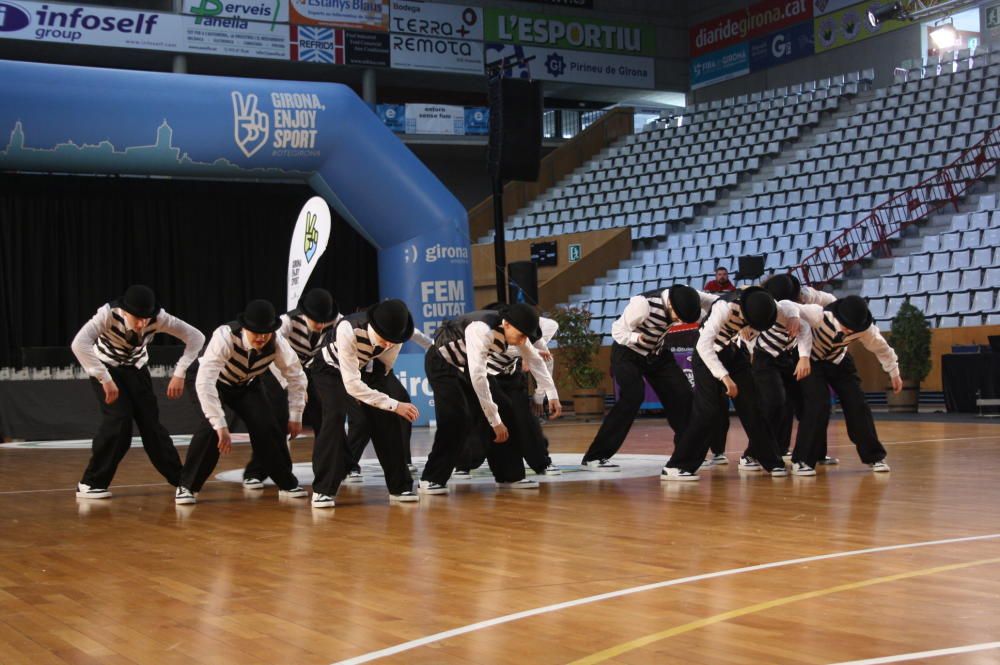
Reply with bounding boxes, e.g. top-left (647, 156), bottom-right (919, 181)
top-left (794, 126), bottom-right (1000, 286)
